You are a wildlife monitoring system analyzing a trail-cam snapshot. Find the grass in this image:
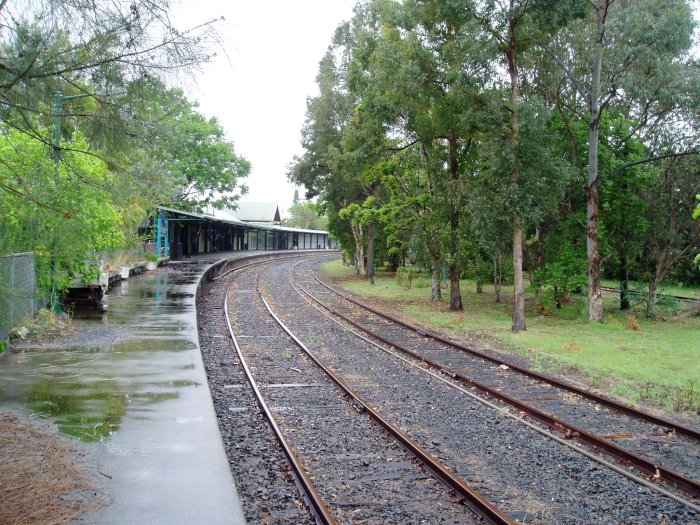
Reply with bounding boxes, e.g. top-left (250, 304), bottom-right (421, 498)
top-left (322, 260), bottom-right (700, 416)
